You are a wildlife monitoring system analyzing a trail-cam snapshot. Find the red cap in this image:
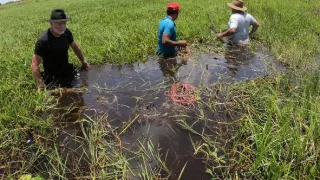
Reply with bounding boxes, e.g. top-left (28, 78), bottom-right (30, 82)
top-left (167, 2), bottom-right (180, 11)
